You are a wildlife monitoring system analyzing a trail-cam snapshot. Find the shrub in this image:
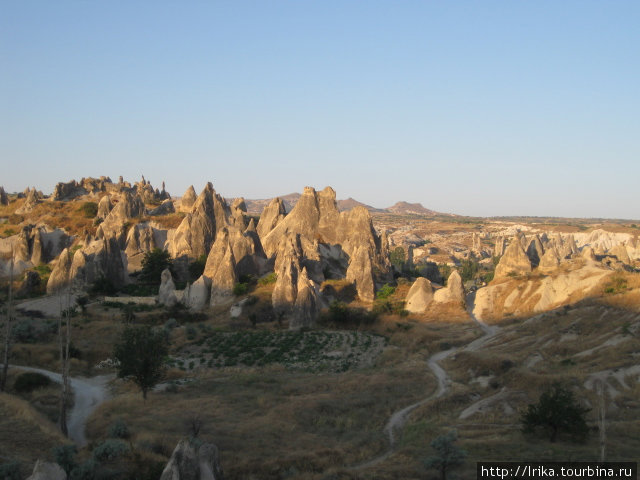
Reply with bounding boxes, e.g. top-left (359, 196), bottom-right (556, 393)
top-left (458, 258), bottom-right (479, 282)
top-left (78, 202), bottom-right (98, 218)
top-left (12, 320), bottom-right (38, 343)
top-left (0, 462), bottom-right (21, 480)
top-left (53, 444), bottom-right (77, 476)
top-left (108, 419), bottom-right (130, 439)
top-left (376, 284), bottom-right (396, 300)
top-left (140, 248), bottom-right (173, 284)
top-left (258, 272), bottom-right (277, 286)
top-left (321, 301), bottom-right (378, 327)
top-left (92, 439), bottom-right (130, 462)
top-left (188, 254), bottom-right (207, 281)
top-left (90, 276), bottom-right (117, 295)
top-left (233, 282), bottom-right (249, 296)
top-left (423, 430), bottom-right (466, 480)
top-left (14, 372), bottom-right (52, 393)
top-left (70, 459), bottom-right (96, 480)
top-left (521, 382), bottom-right (590, 442)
